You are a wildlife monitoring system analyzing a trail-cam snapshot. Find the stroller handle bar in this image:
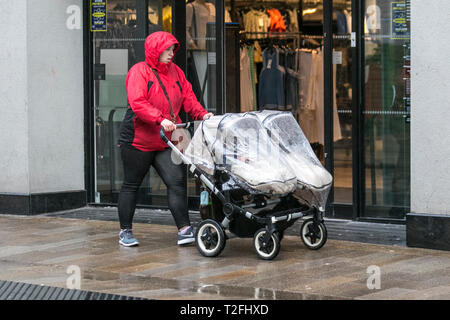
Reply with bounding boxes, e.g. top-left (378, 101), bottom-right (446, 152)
top-left (159, 121), bottom-right (196, 168)
top-left (159, 121), bottom-right (193, 144)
